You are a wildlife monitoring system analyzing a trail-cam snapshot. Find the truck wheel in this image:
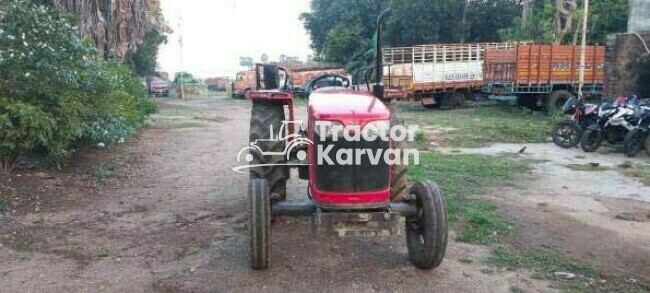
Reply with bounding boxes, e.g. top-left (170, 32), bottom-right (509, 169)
top-left (452, 92), bottom-right (466, 108)
top-left (421, 100), bottom-right (439, 109)
top-left (546, 90), bottom-right (571, 112)
top-left (439, 94), bottom-right (454, 110)
top-left (249, 101), bottom-right (288, 200)
top-left (406, 181), bottom-right (448, 270)
top-left (580, 129), bottom-right (602, 153)
top-left (249, 179), bottom-right (271, 270)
